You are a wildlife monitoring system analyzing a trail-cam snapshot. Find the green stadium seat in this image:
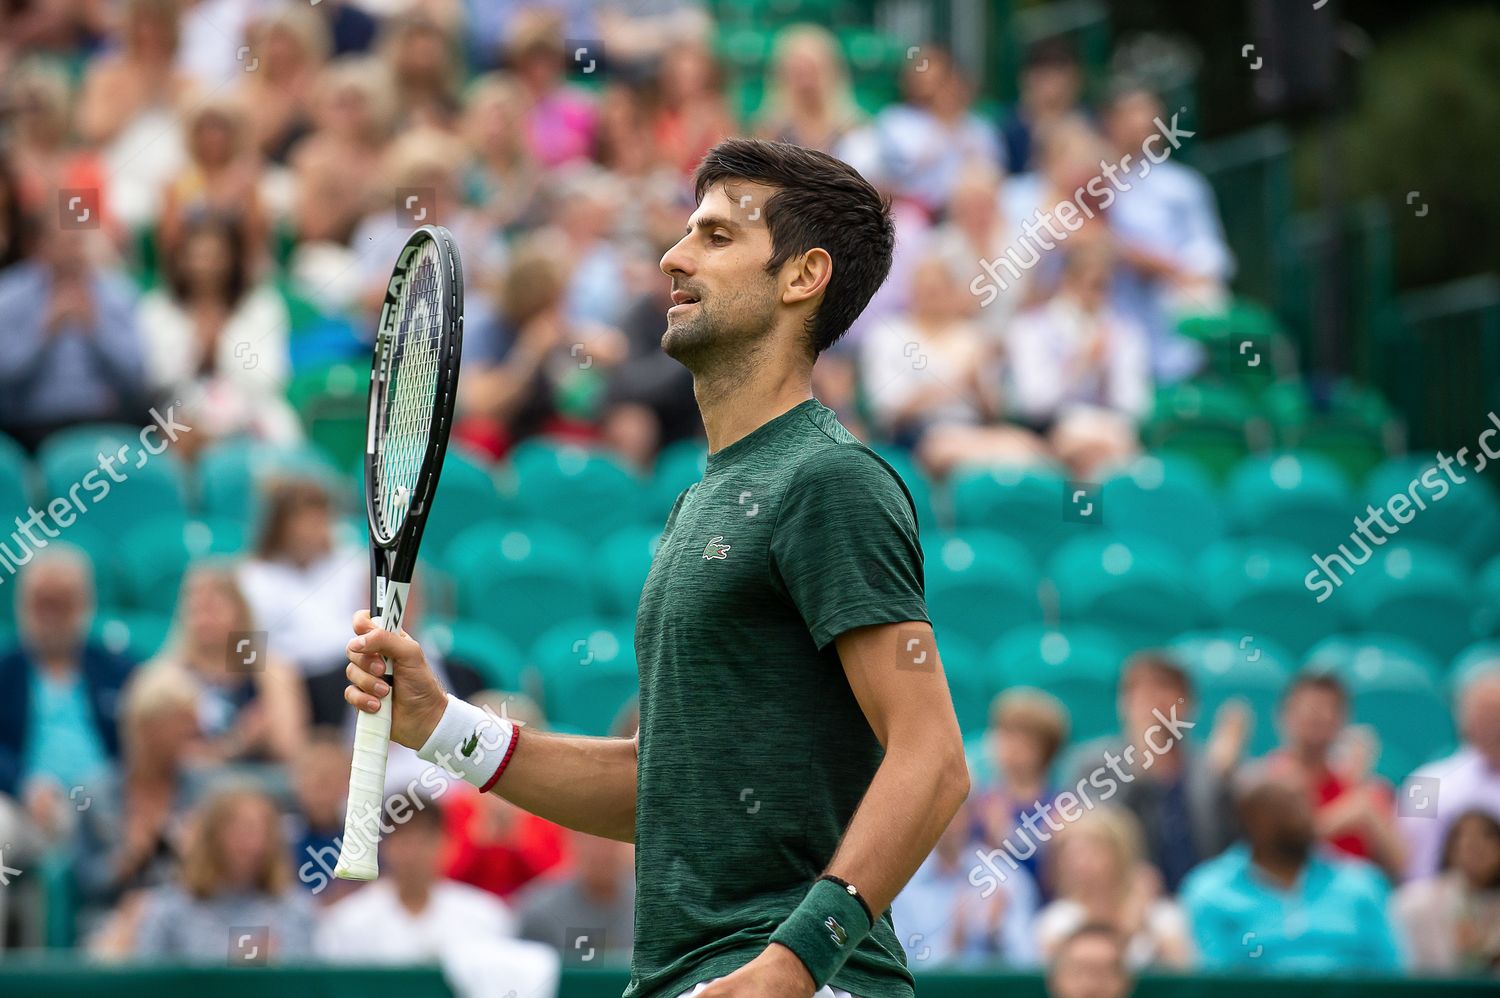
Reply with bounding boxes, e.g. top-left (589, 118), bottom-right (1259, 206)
top-left (1099, 455), bottom-right (1224, 561)
top-left (528, 617), bottom-right (637, 735)
top-left (0, 432), bottom-right (31, 513)
top-left (1048, 534), bottom-right (1202, 652)
top-left (424, 618), bottom-right (524, 692)
top-left (1449, 640), bottom-right (1500, 696)
top-left (194, 439), bottom-right (341, 524)
top-left (286, 360), bottom-right (372, 473)
top-left (1362, 457), bottom-right (1500, 569)
top-left (1304, 632), bottom-right (1443, 681)
top-left (647, 439), bottom-right (707, 524)
top-left (936, 634), bottom-right (990, 737)
top-left (419, 448), bottom-right (505, 564)
top-left (118, 517), bottom-right (247, 615)
top-left (1197, 538), bottom-right (1336, 658)
top-left (1482, 554), bottom-right (1500, 637)
top-left (989, 624), bottom-right (1125, 743)
top-left (1264, 381), bottom-right (1399, 487)
top-left (950, 464), bottom-right (1084, 565)
top-left (1169, 629), bottom-right (1295, 755)
top-left (595, 526), bottom-right (662, 619)
top-left (1142, 381), bottom-right (1259, 484)
top-left (37, 425), bottom-right (188, 542)
top-left (1177, 301), bottom-right (1290, 394)
top-left (445, 521), bottom-right (597, 652)
top-left (1225, 452), bottom-right (1352, 553)
top-left (925, 530), bottom-right (1041, 650)
top-left (1339, 542), bottom-right (1477, 665)
top-left (91, 610), bottom-right (172, 662)
top-left (502, 440), bottom-right (646, 545)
